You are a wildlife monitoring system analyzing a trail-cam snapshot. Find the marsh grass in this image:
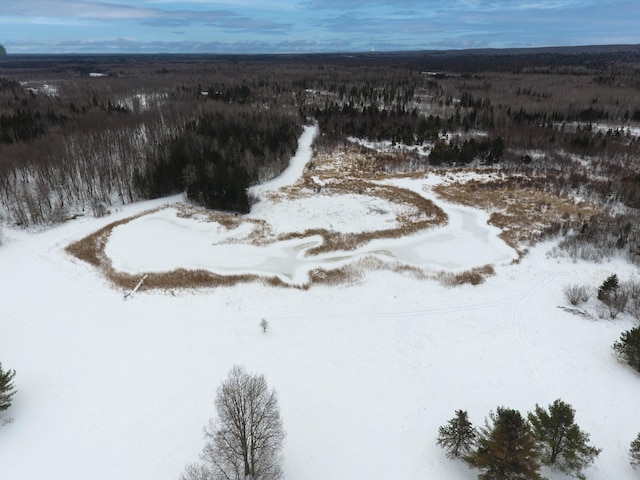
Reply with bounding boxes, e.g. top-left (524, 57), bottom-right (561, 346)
top-left (437, 264), bottom-right (496, 286)
top-left (66, 147), bottom-right (547, 293)
top-left (65, 208), bottom-right (163, 267)
top-left (433, 178), bottom-right (597, 250)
